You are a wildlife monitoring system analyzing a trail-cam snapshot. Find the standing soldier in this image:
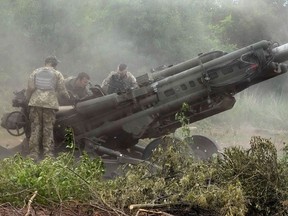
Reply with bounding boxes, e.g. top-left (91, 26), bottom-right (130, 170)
top-left (26, 56), bottom-right (70, 160)
top-left (101, 63), bottom-right (138, 94)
